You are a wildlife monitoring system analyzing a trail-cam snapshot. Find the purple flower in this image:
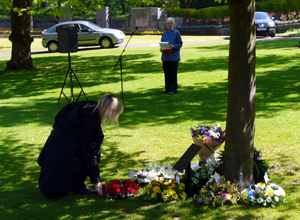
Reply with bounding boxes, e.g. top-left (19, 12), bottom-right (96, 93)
top-left (257, 156), bottom-right (263, 160)
top-left (197, 198), bottom-right (203, 203)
